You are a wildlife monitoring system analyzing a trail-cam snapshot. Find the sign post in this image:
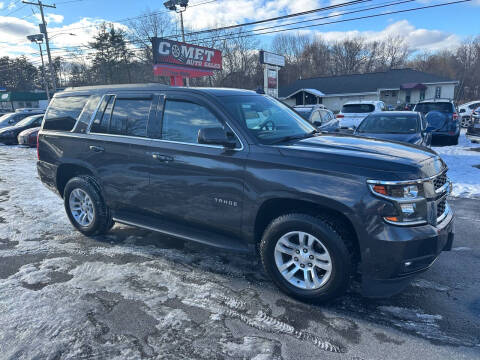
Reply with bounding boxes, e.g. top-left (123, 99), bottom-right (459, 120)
top-left (151, 38), bottom-right (222, 86)
top-left (260, 50), bottom-right (285, 98)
